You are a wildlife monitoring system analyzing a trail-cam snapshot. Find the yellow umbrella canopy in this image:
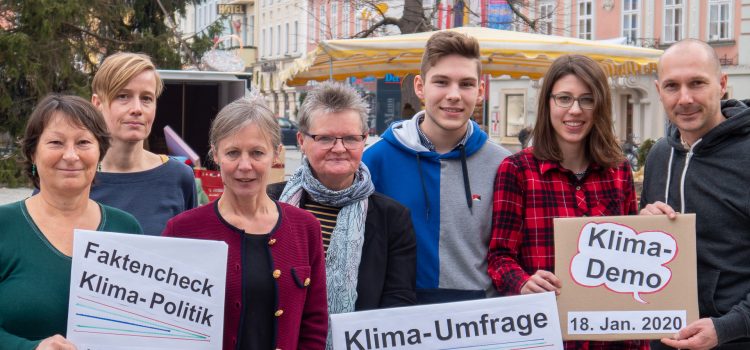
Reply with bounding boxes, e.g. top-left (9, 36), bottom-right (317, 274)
top-left (282, 27), bottom-right (662, 86)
